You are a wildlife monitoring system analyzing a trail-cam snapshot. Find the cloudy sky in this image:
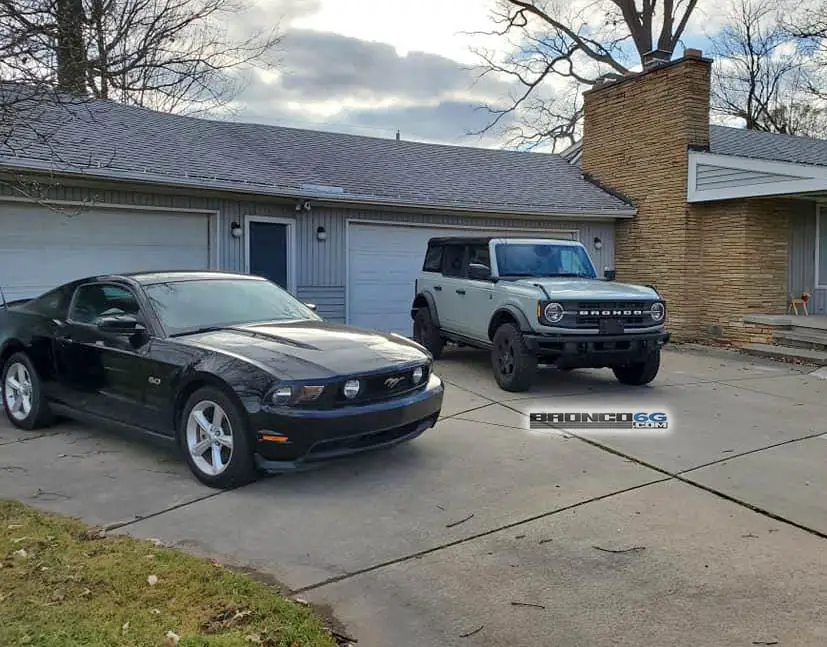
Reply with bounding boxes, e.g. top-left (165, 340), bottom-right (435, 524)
top-left (227, 0), bottom-right (726, 149)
